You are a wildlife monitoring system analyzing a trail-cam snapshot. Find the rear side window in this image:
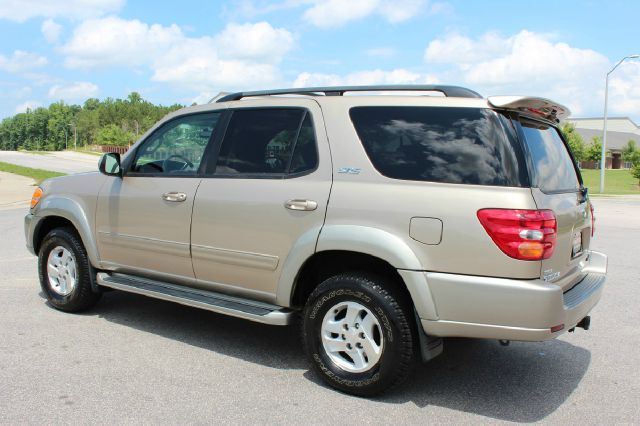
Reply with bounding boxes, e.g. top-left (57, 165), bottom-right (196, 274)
top-left (214, 109), bottom-right (317, 176)
top-left (519, 118), bottom-right (580, 193)
top-left (350, 107), bottom-right (528, 187)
